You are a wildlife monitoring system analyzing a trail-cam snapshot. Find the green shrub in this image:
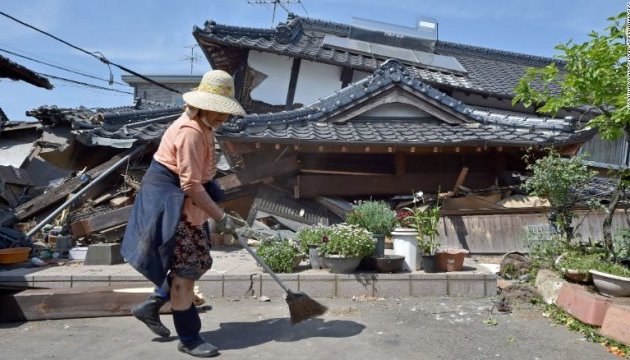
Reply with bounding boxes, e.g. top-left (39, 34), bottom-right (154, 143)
top-left (319, 223), bottom-right (375, 258)
top-left (592, 260), bottom-right (630, 278)
top-left (346, 200), bottom-right (397, 236)
top-left (556, 252), bottom-right (604, 272)
top-left (256, 238), bottom-right (299, 273)
top-left (613, 229), bottom-right (630, 259)
top-left (295, 225), bottom-right (330, 255)
top-left (557, 251), bottom-right (630, 278)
